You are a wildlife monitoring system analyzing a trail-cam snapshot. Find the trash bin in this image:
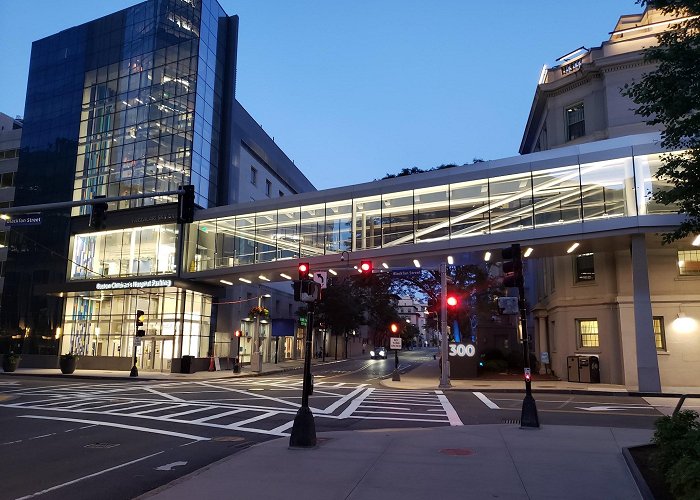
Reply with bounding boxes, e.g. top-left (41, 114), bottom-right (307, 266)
top-left (181, 355), bottom-right (194, 374)
top-left (232, 357), bottom-right (240, 374)
top-left (579, 355), bottom-right (600, 383)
